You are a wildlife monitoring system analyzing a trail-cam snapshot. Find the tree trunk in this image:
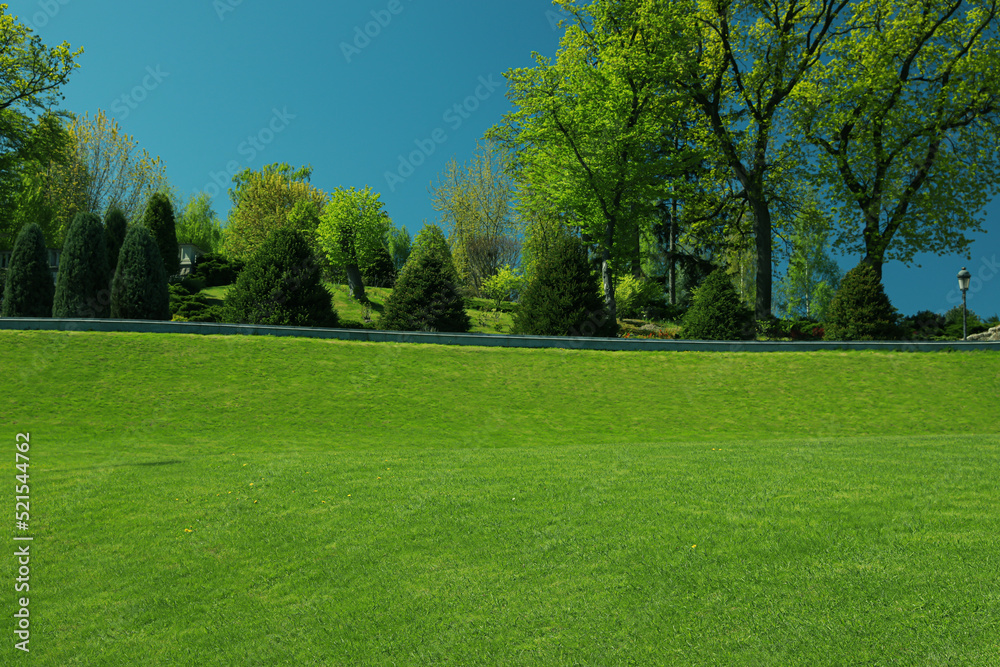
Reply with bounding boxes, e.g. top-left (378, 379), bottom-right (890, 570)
top-left (345, 263), bottom-right (367, 302)
top-left (752, 198), bottom-right (772, 321)
top-left (668, 199), bottom-right (677, 305)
